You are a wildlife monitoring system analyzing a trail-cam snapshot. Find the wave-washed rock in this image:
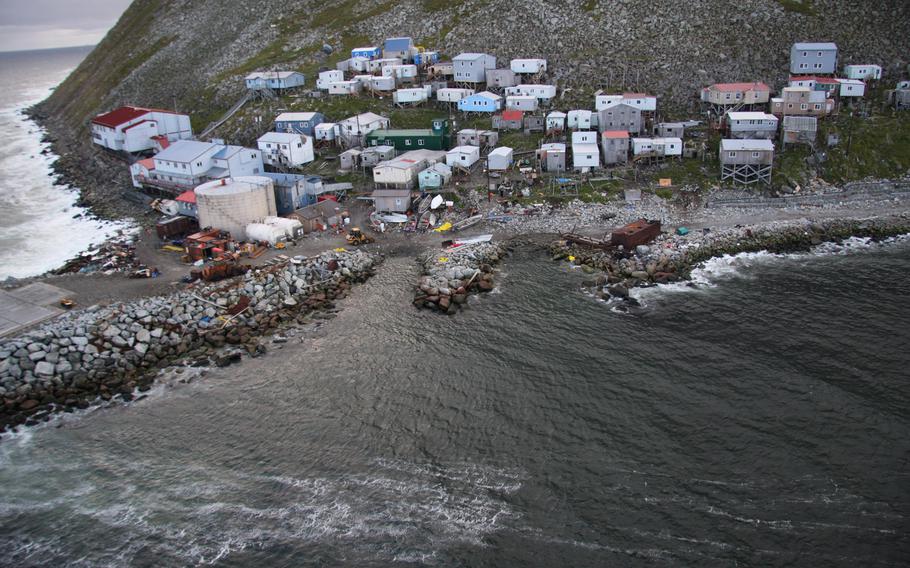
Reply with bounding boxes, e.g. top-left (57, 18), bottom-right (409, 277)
top-left (414, 242), bottom-right (510, 315)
